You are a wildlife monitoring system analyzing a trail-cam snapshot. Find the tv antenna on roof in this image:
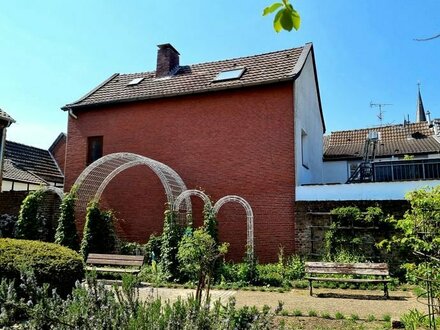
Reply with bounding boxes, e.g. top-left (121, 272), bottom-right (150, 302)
top-left (370, 101), bottom-right (393, 127)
